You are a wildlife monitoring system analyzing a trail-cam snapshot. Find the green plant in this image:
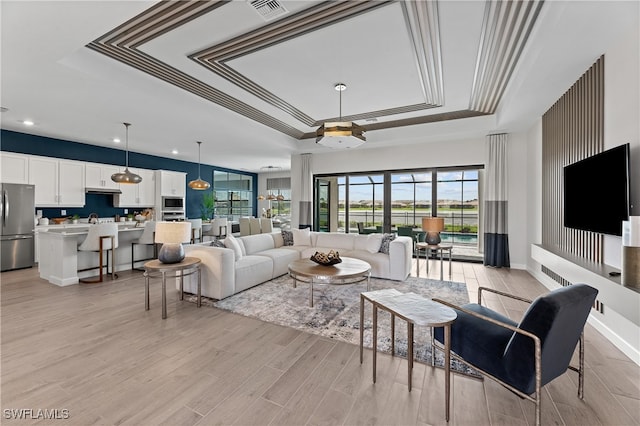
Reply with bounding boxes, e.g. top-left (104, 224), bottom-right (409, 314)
top-left (201, 192), bottom-right (216, 220)
top-left (71, 214), bottom-right (80, 220)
